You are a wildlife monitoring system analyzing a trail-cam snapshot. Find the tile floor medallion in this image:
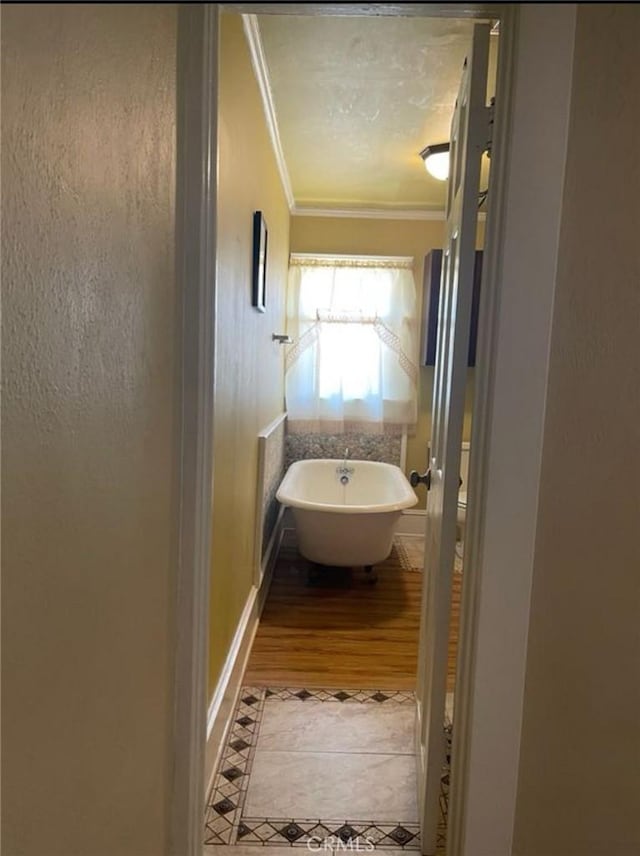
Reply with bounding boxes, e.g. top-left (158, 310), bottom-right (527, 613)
top-left (205, 687), bottom-right (453, 853)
